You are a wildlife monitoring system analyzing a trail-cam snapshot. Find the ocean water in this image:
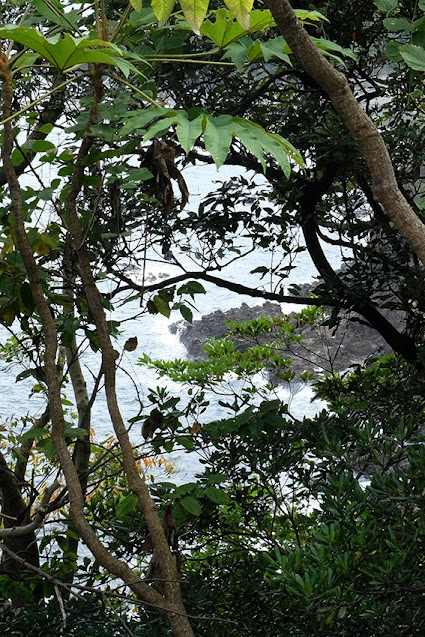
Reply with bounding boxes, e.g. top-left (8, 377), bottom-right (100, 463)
top-left (0, 165), bottom-right (338, 479)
